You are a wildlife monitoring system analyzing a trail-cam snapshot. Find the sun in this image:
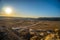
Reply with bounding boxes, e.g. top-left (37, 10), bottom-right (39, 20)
top-left (4, 7), bottom-right (12, 14)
